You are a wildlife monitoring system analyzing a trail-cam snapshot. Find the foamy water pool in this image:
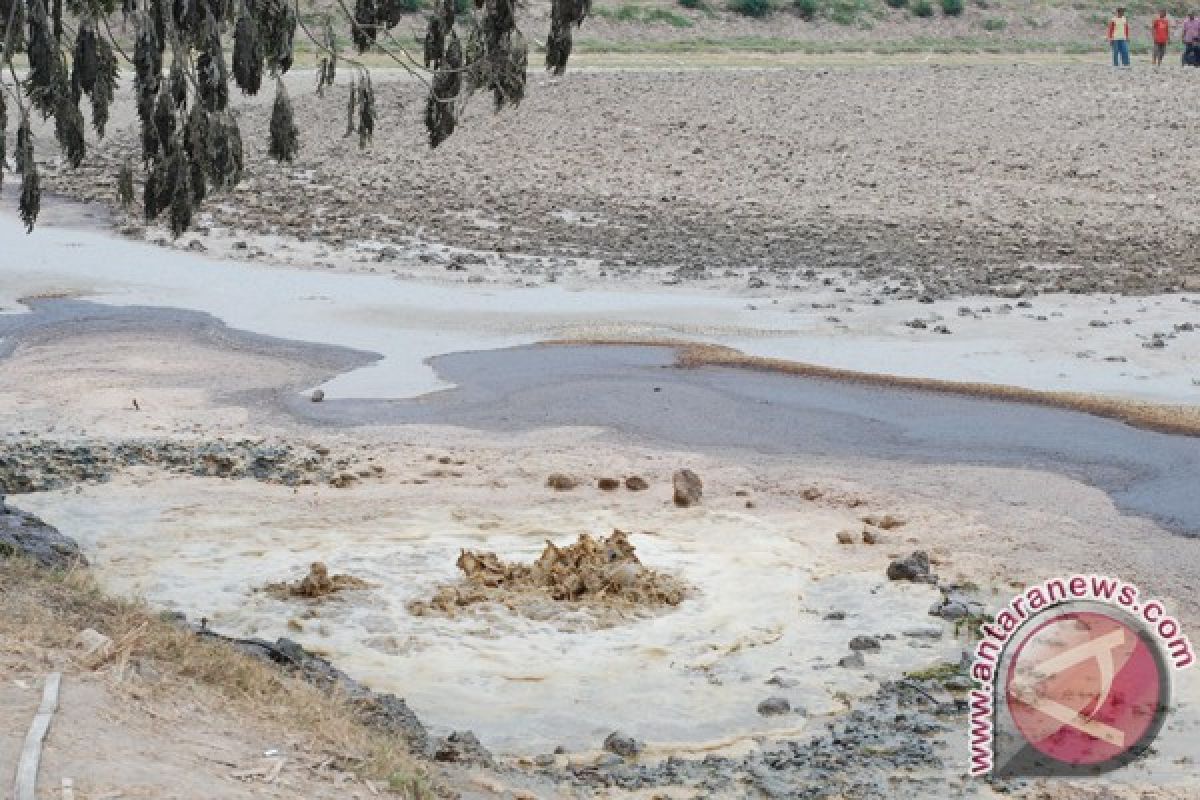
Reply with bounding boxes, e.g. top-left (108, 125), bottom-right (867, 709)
top-left (14, 474), bottom-right (960, 755)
